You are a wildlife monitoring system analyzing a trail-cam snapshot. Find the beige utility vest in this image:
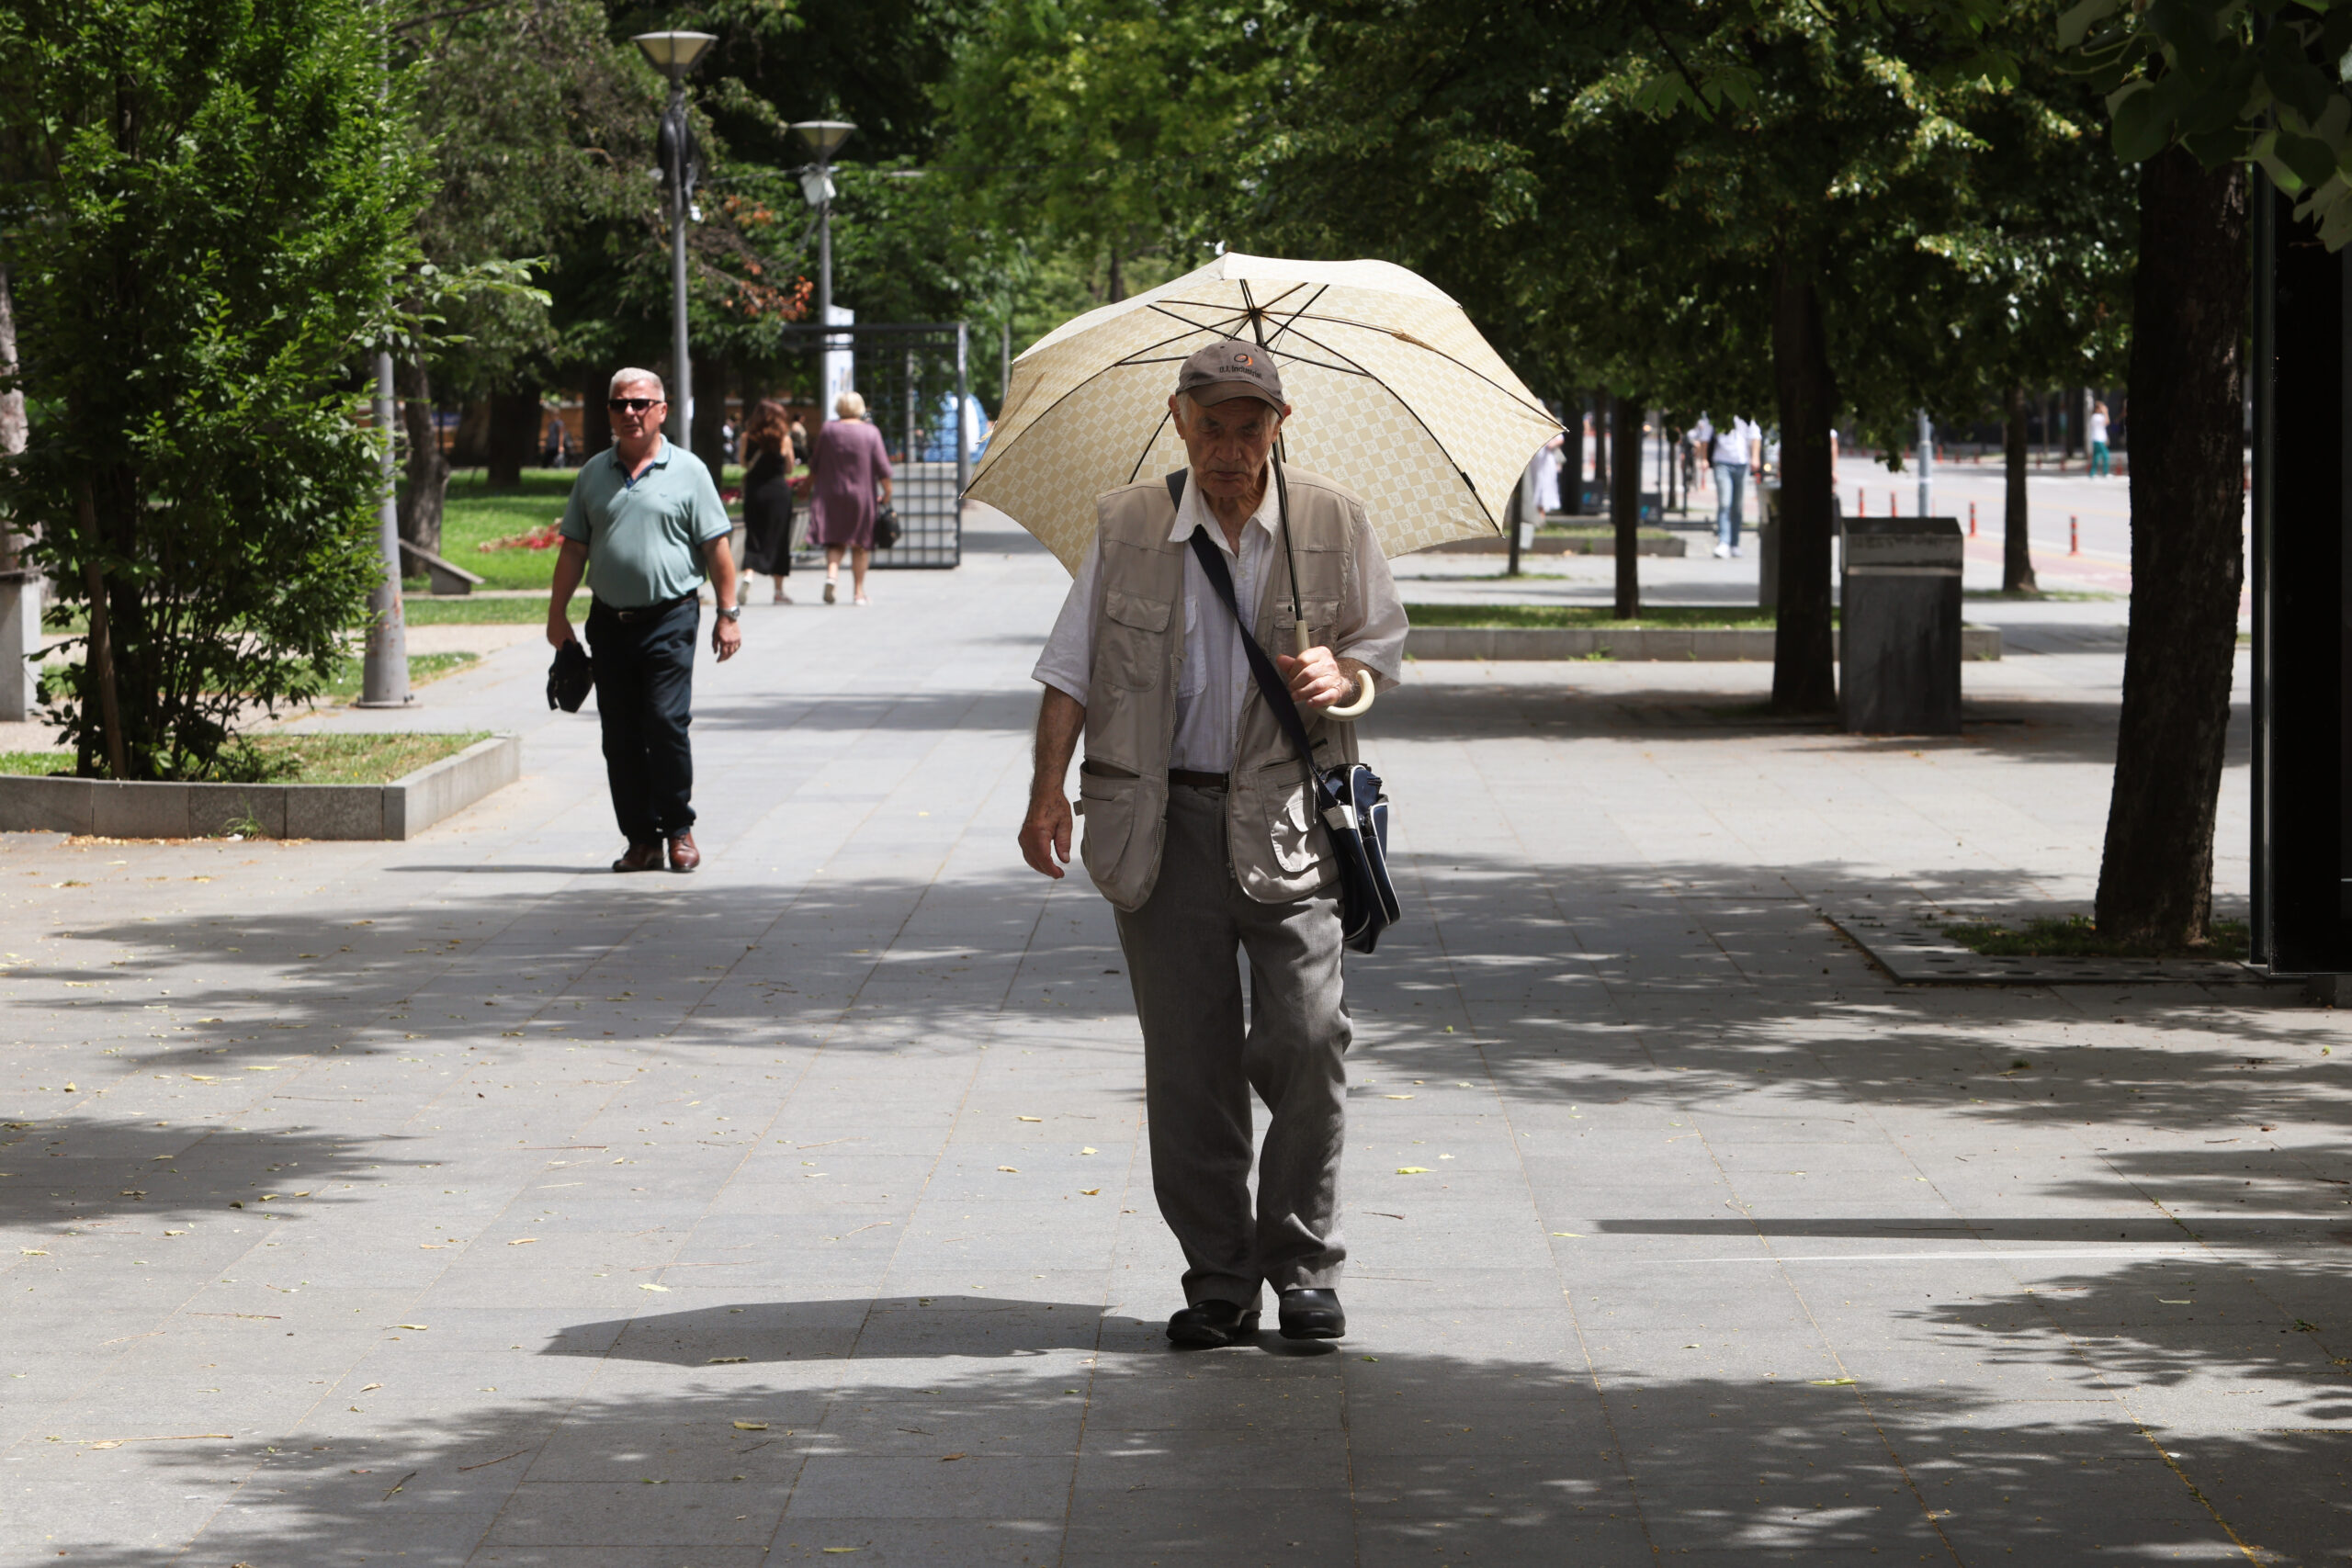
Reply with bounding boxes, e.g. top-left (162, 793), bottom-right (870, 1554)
top-left (1076, 467), bottom-right (1365, 912)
